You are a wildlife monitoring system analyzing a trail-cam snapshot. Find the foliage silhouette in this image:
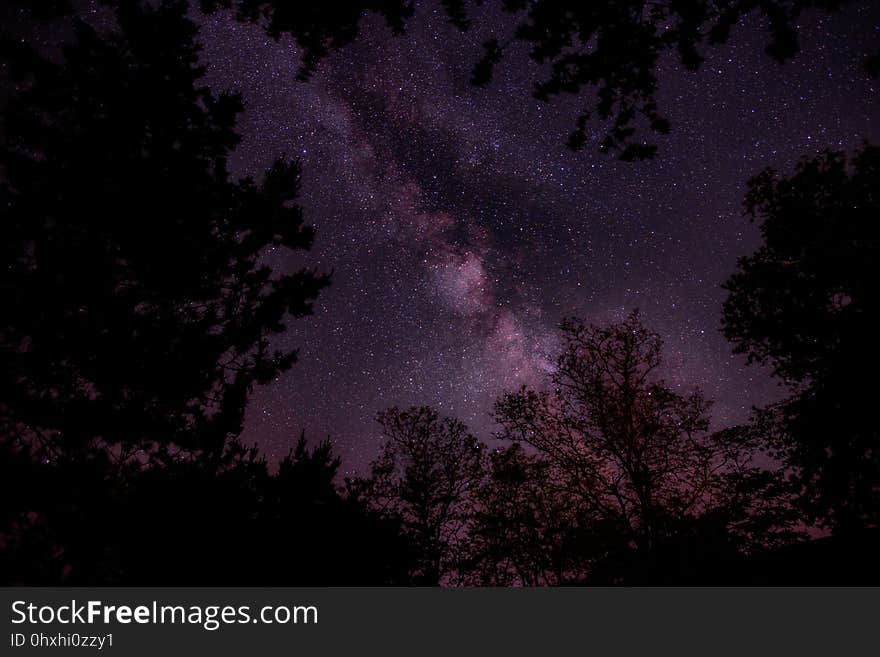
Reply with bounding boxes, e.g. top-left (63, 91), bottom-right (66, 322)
top-left (460, 443), bottom-right (595, 585)
top-left (0, 434), bottom-right (415, 584)
top-left (1, 0), bottom-right (328, 459)
top-left (722, 143), bottom-right (880, 533)
top-left (212, 0), bottom-right (854, 160)
top-left (115, 436), bottom-right (414, 585)
top-left (465, 0), bottom-right (849, 159)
